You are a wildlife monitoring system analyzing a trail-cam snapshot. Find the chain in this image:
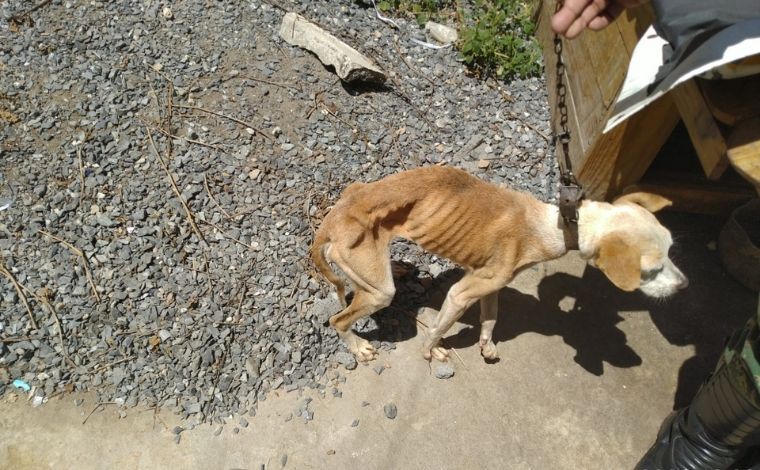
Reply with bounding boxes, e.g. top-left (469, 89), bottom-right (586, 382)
top-left (551, 0), bottom-right (583, 245)
top-left (552, 1), bottom-right (577, 188)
